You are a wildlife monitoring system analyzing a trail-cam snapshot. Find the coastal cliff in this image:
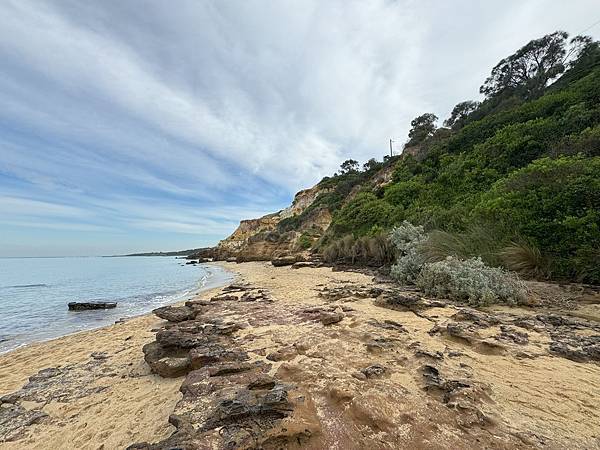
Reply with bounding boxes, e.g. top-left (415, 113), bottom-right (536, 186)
top-left (212, 183), bottom-right (333, 262)
top-left (205, 160), bottom-right (398, 263)
top-left (201, 44), bottom-right (600, 284)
